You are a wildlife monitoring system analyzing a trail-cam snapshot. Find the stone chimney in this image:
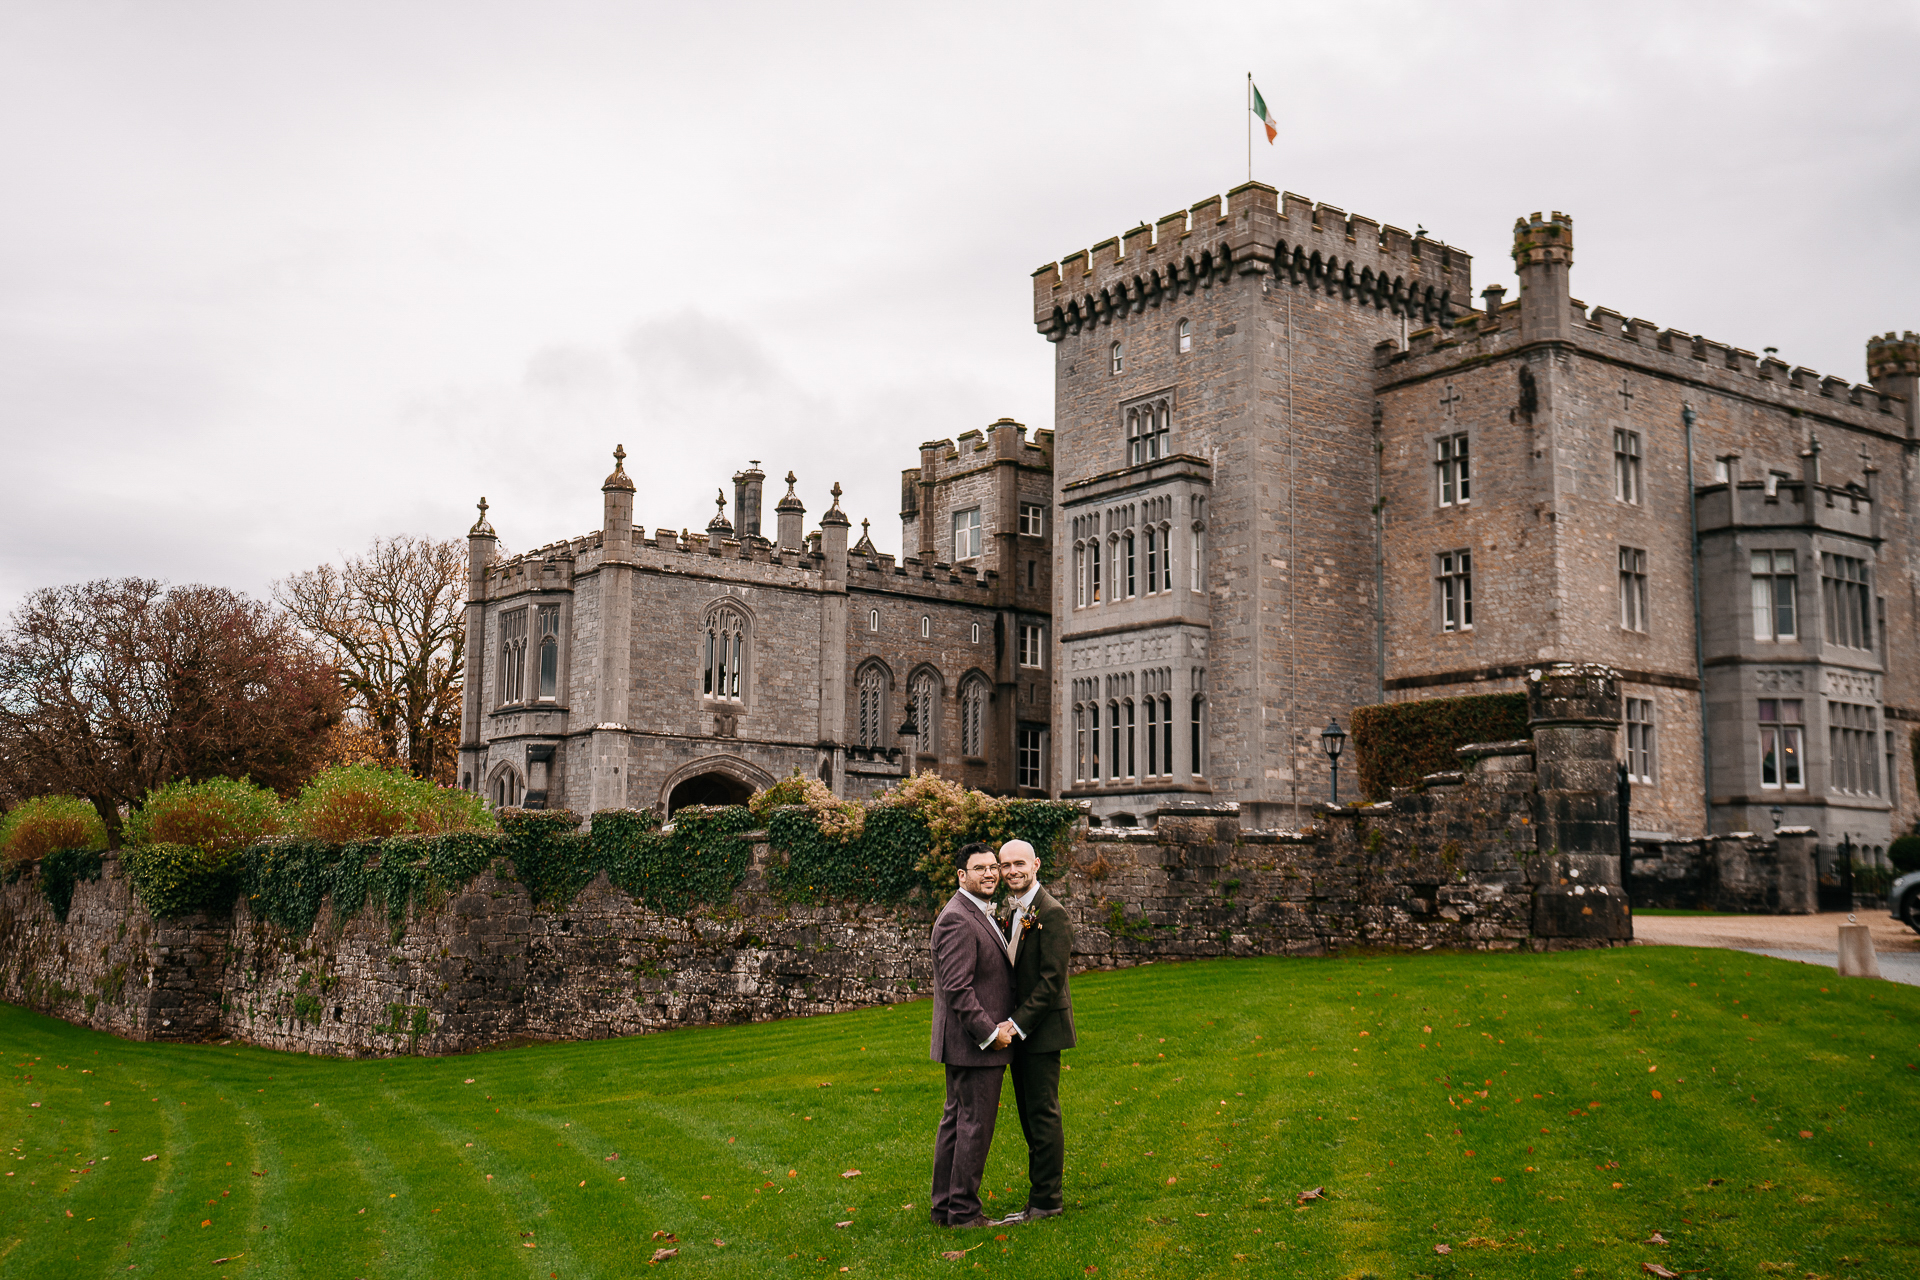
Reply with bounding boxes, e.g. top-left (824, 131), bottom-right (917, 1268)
top-left (732, 461), bottom-right (766, 541)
